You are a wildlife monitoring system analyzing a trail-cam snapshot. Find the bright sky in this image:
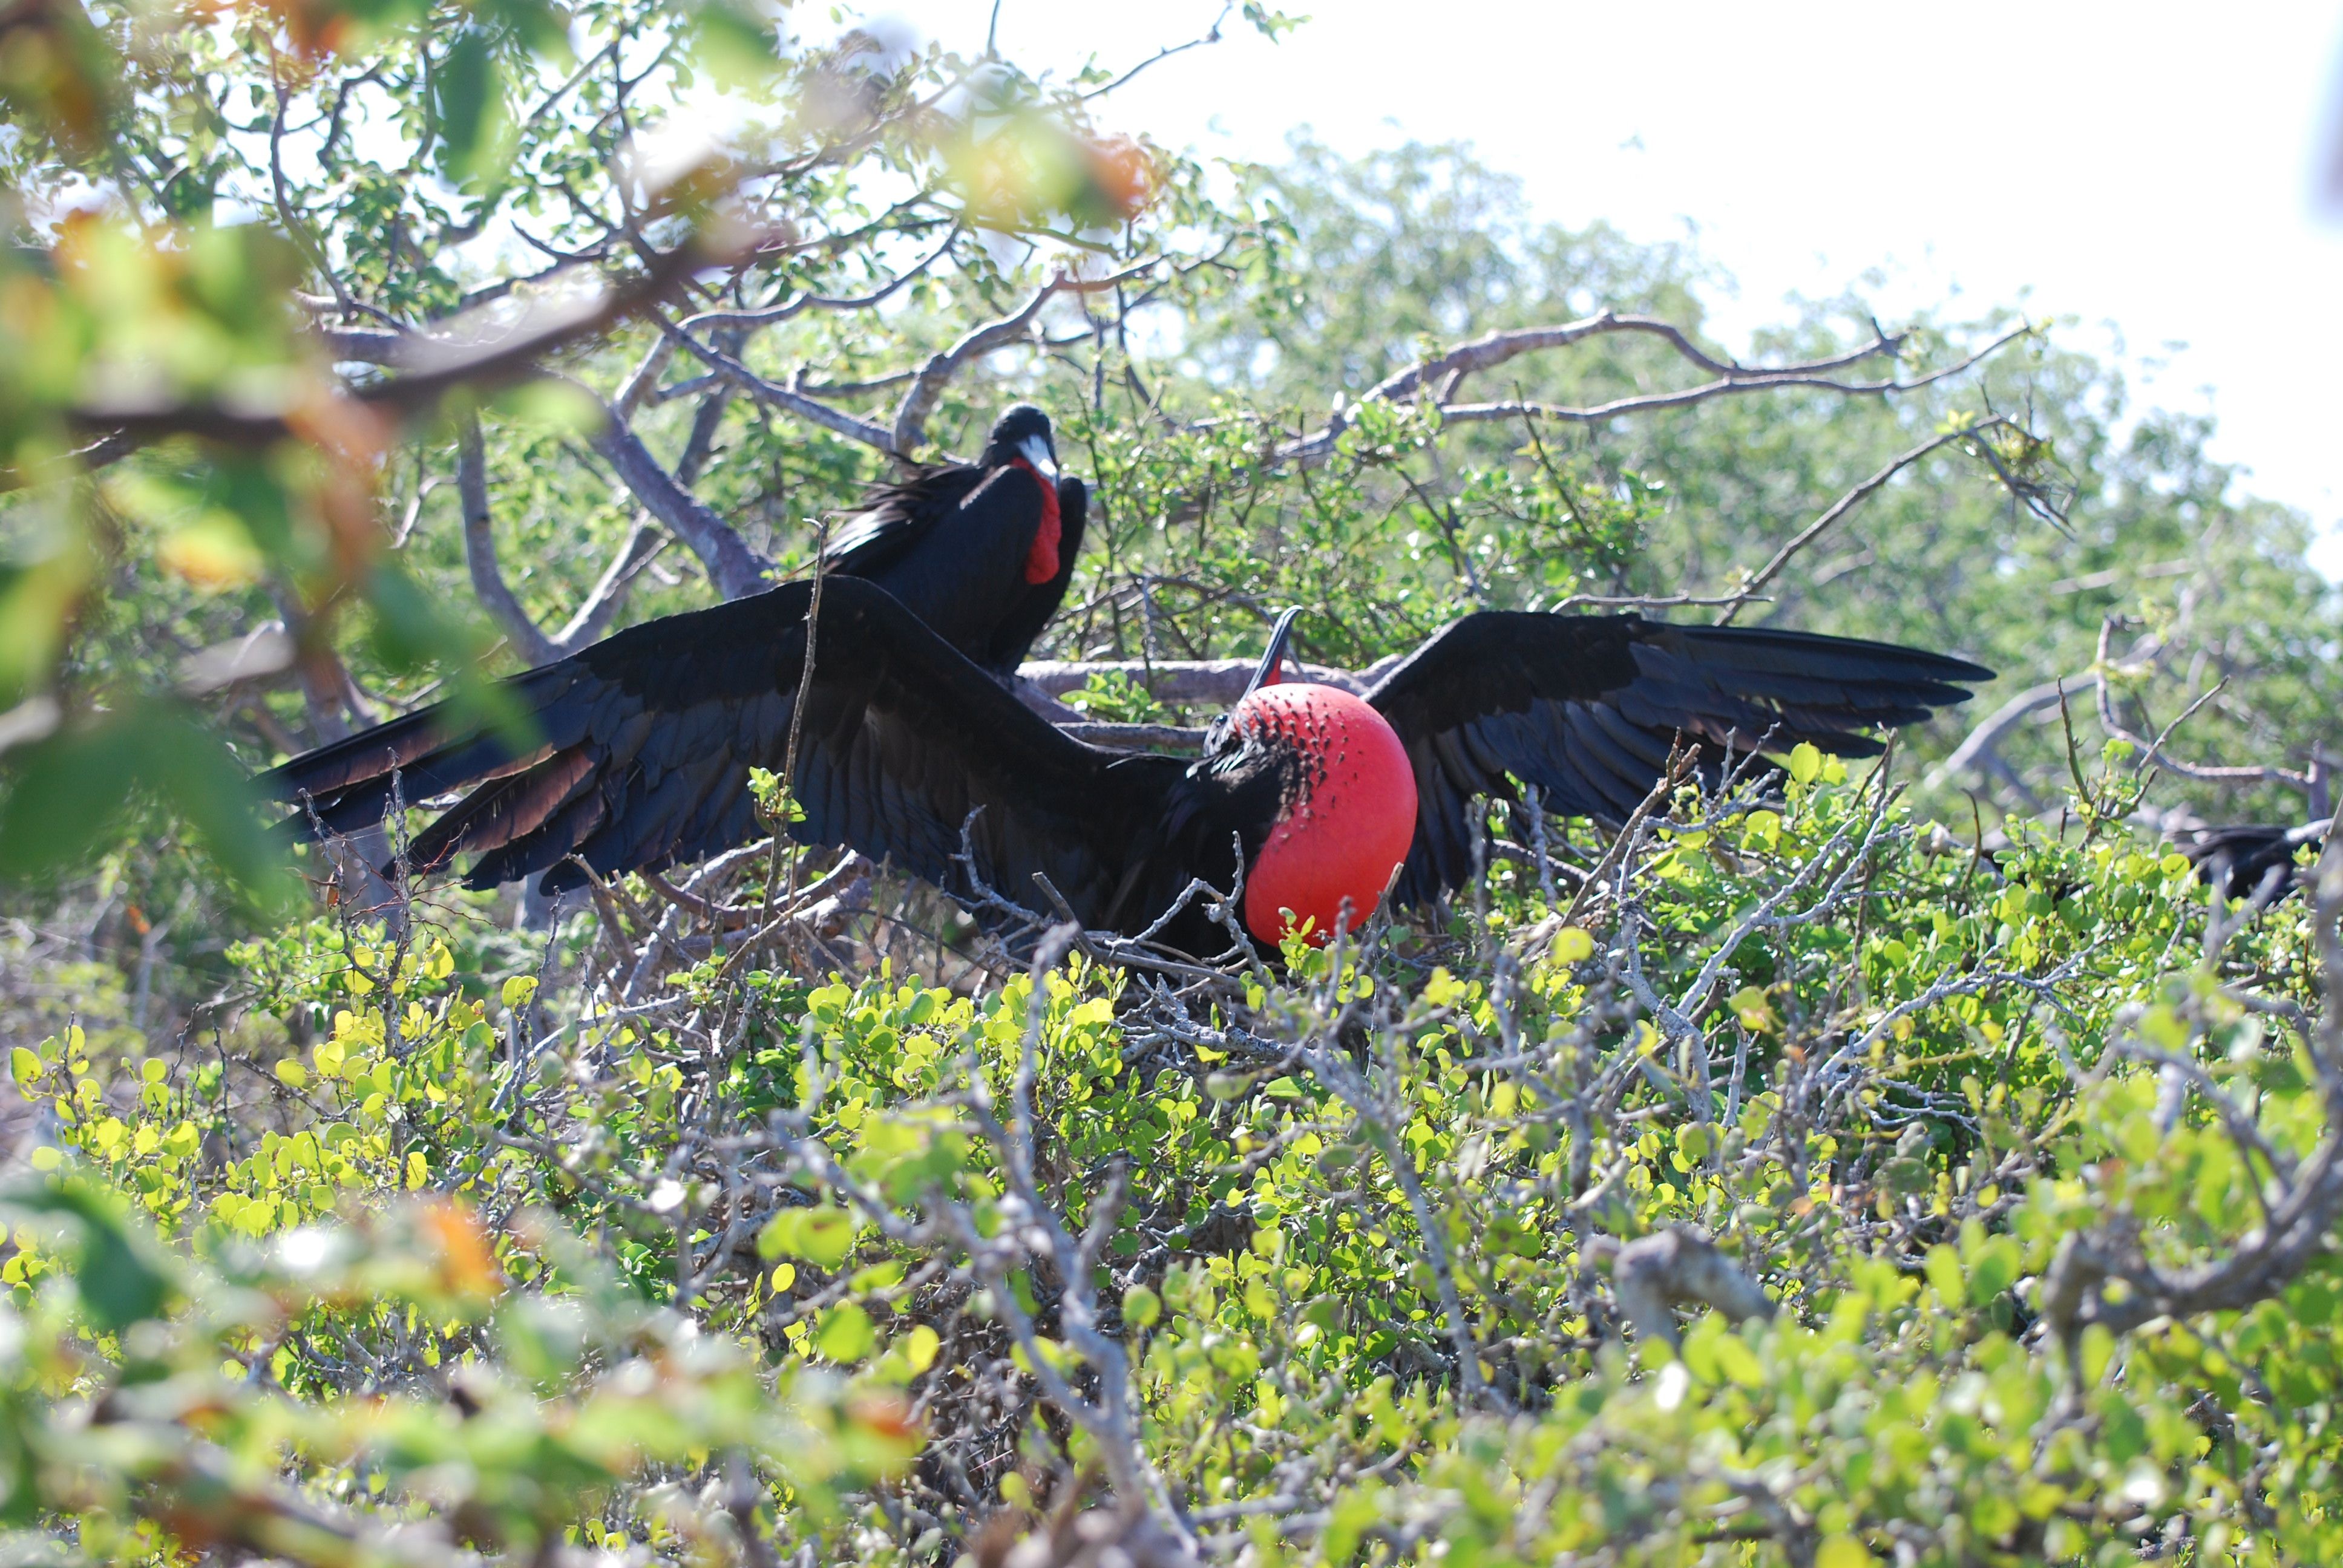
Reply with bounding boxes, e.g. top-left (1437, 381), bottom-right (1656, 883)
top-left (856, 1), bottom-right (2343, 570)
